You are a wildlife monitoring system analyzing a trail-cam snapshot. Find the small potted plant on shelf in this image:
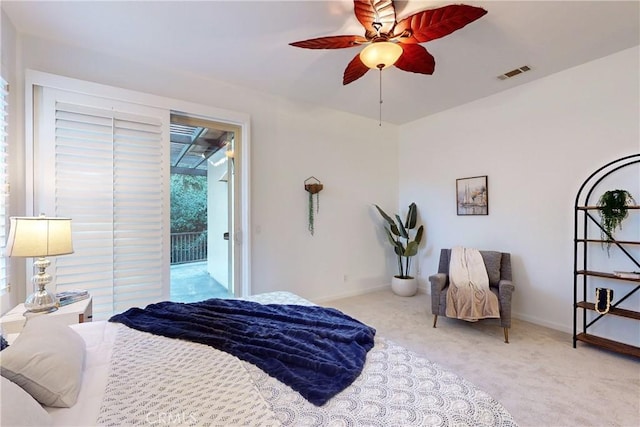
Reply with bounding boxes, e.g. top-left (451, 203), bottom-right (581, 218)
top-left (374, 202), bottom-right (424, 296)
top-left (597, 189), bottom-right (636, 254)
